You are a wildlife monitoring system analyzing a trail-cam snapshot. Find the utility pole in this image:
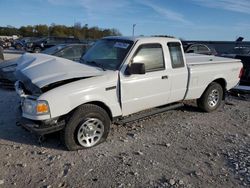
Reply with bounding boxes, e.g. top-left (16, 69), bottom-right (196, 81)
top-left (74, 18), bottom-right (76, 38)
top-left (132, 24), bottom-right (136, 36)
top-left (48, 26), bottom-right (50, 37)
